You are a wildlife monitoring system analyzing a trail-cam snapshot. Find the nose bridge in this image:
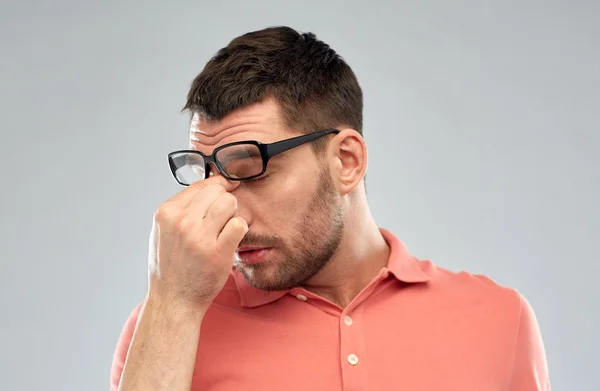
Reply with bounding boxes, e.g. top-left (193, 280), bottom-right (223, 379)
top-left (205, 161), bottom-right (220, 178)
